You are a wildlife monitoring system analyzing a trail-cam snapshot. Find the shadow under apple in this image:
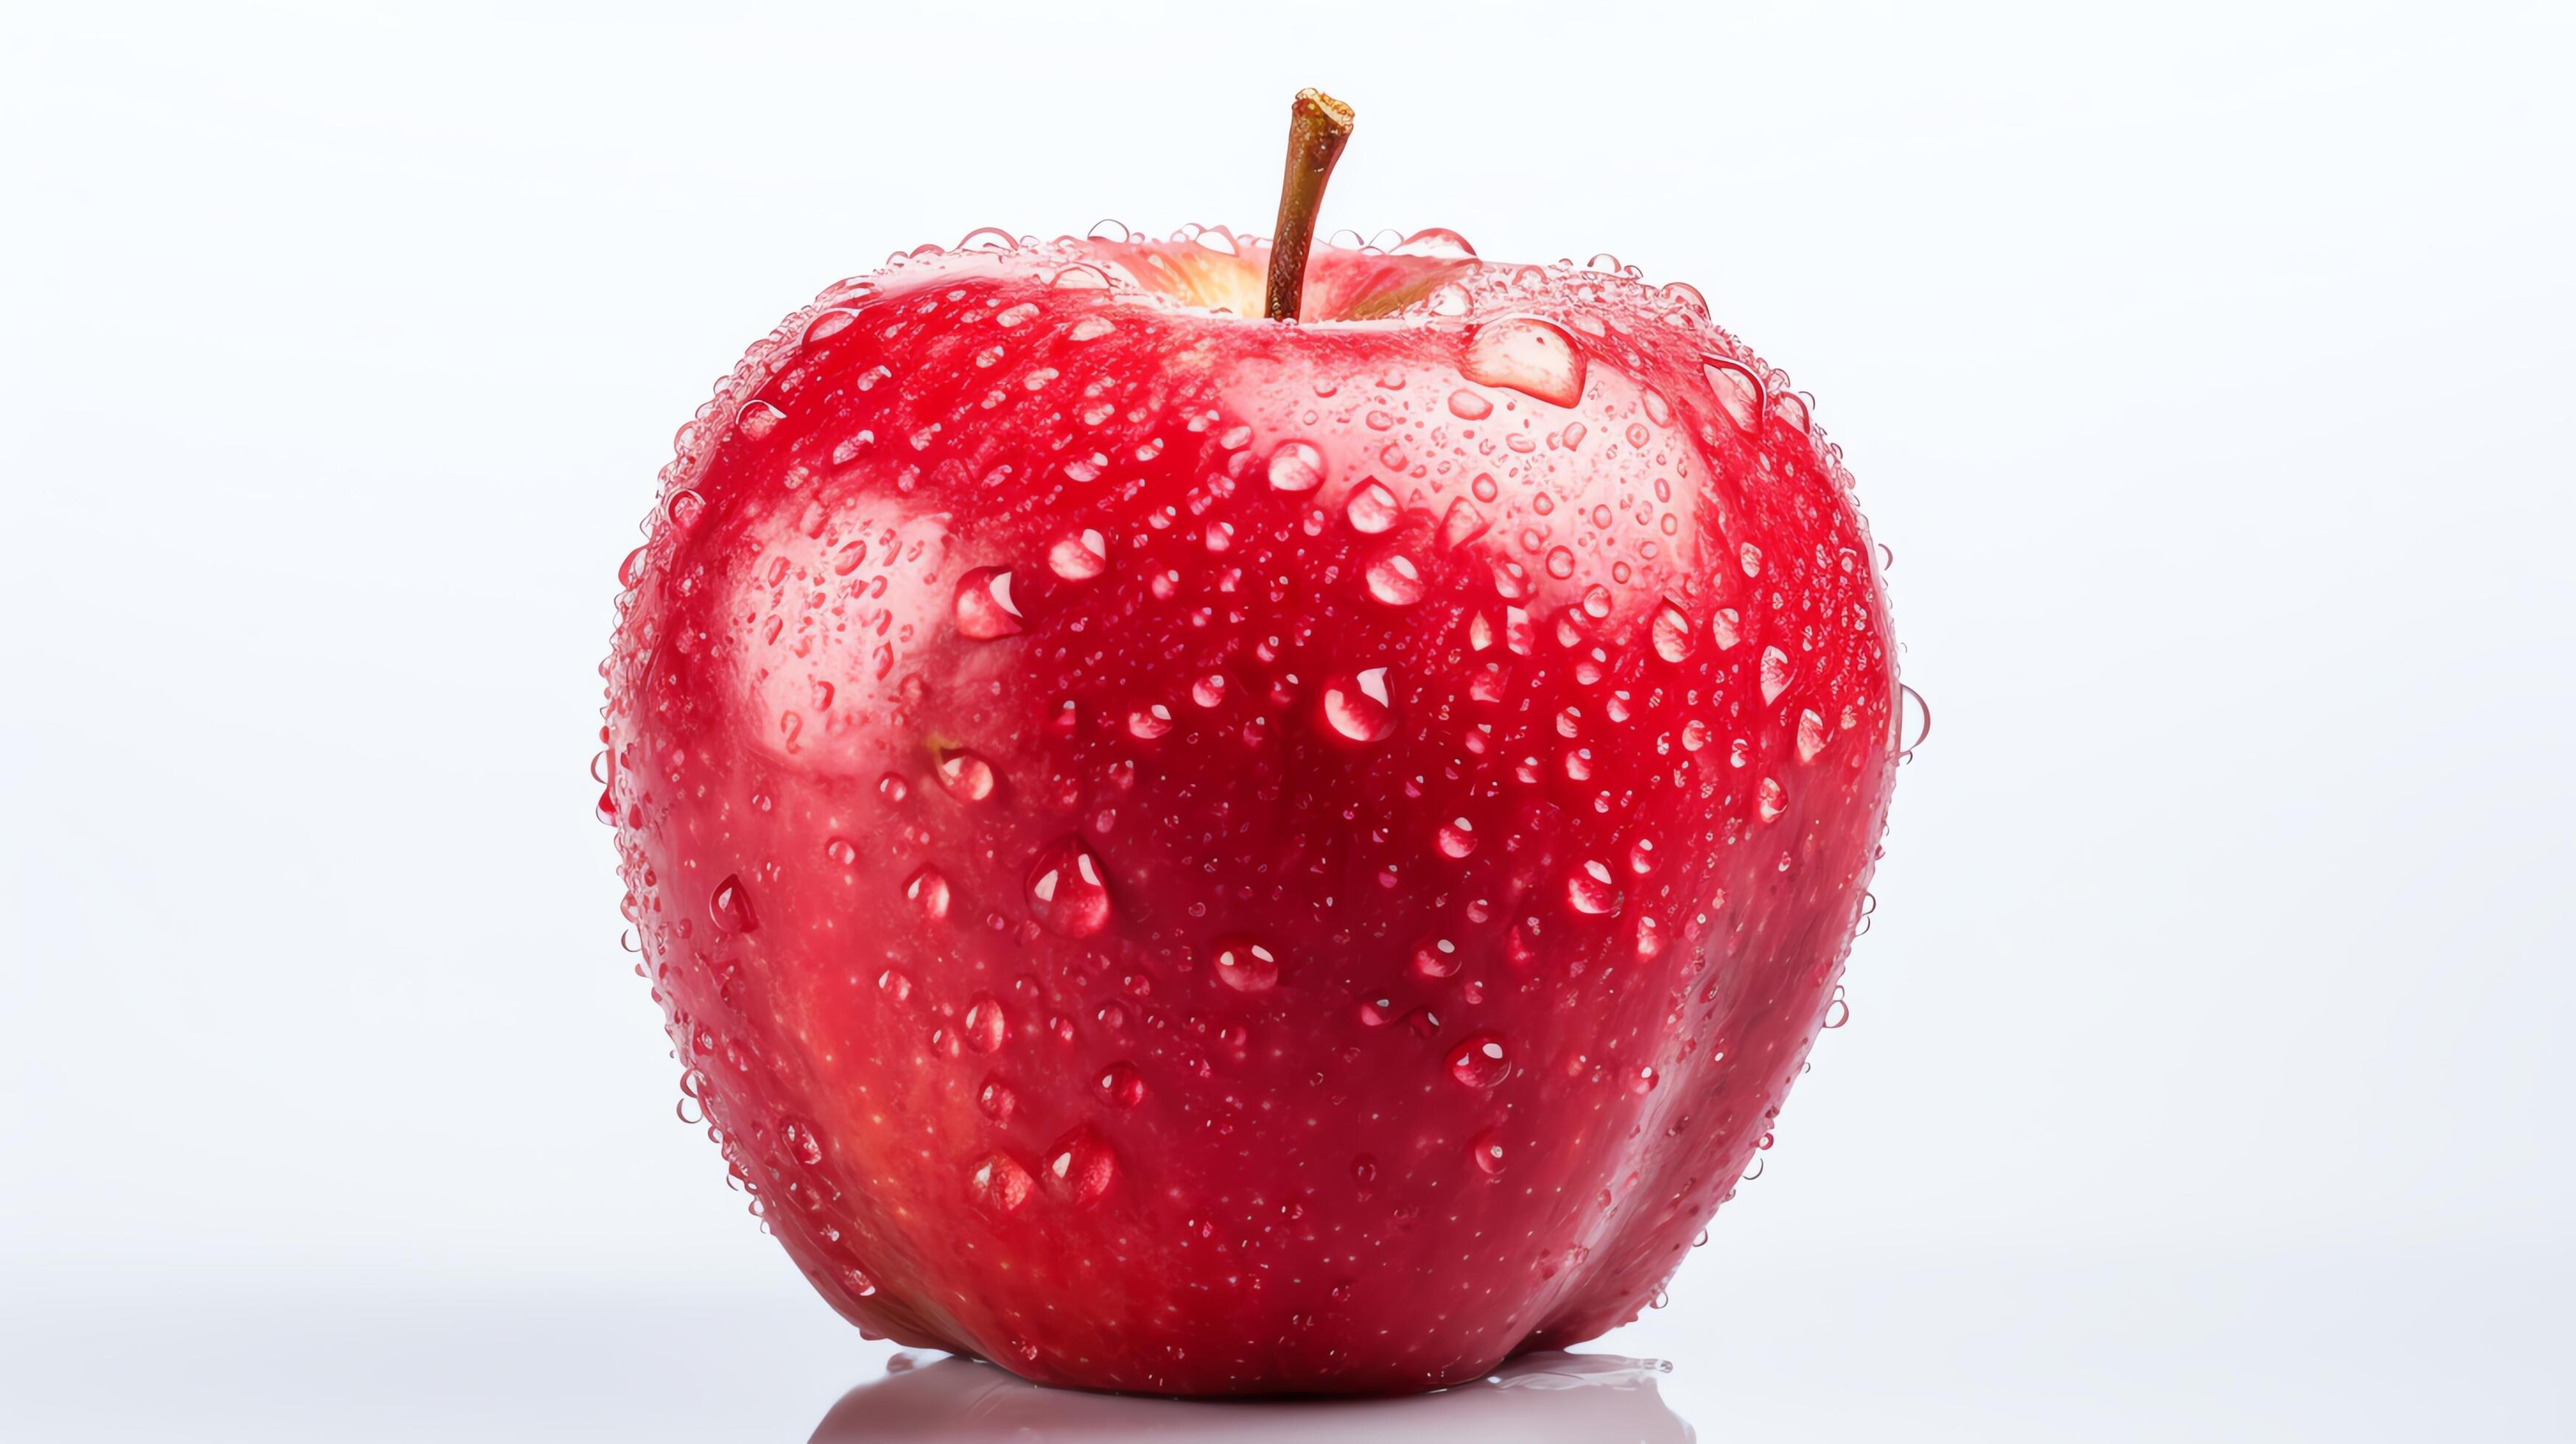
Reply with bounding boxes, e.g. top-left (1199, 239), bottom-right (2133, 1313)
top-left (808, 1350), bottom-right (1695, 1442)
